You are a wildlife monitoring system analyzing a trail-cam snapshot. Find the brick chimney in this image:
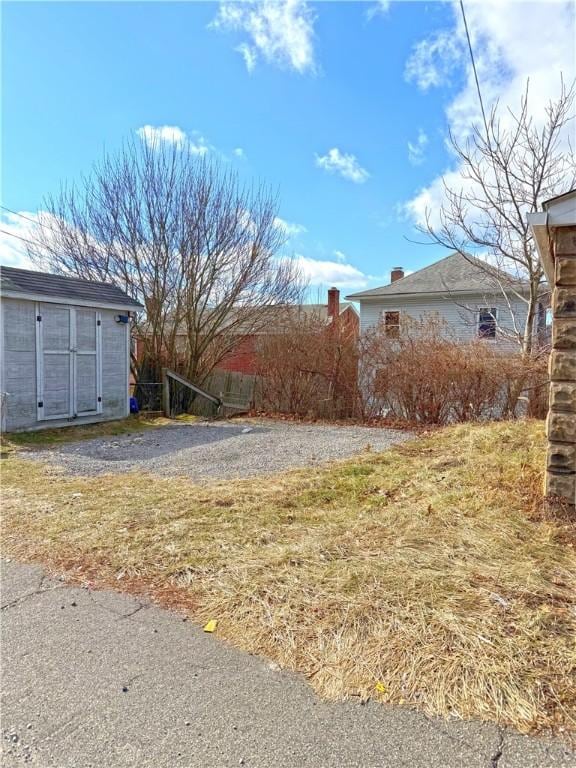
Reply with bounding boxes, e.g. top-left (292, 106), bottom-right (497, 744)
top-left (328, 286), bottom-right (340, 321)
top-left (391, 267), bottom-right (404, 283)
